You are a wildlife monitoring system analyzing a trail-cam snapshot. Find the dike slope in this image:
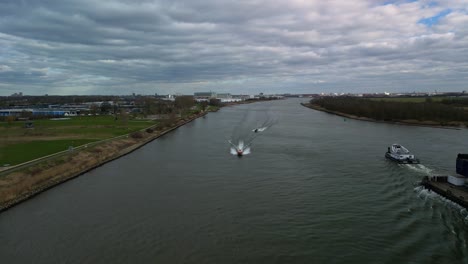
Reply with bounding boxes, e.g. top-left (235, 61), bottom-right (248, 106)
top-left (0, 112), bottom-right (207, 212)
